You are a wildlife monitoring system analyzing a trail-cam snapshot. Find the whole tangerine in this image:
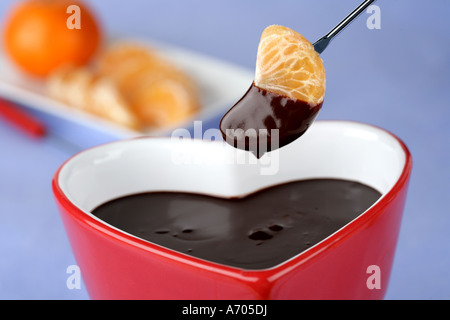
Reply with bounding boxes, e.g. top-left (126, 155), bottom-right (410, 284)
top-left (3, 0), bottom-right (102, 77)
